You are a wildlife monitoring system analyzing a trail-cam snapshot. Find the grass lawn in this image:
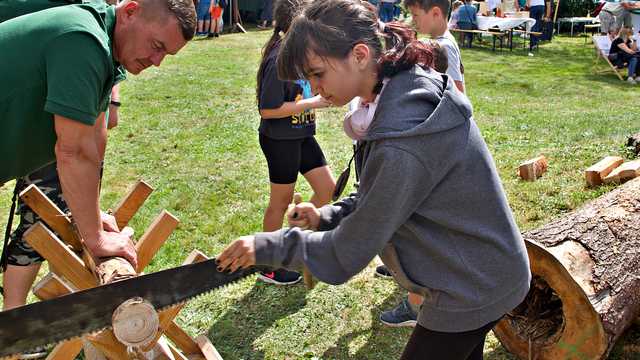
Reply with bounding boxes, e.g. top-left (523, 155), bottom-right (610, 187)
top-left (1, 31), bottom-right (639, 359)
